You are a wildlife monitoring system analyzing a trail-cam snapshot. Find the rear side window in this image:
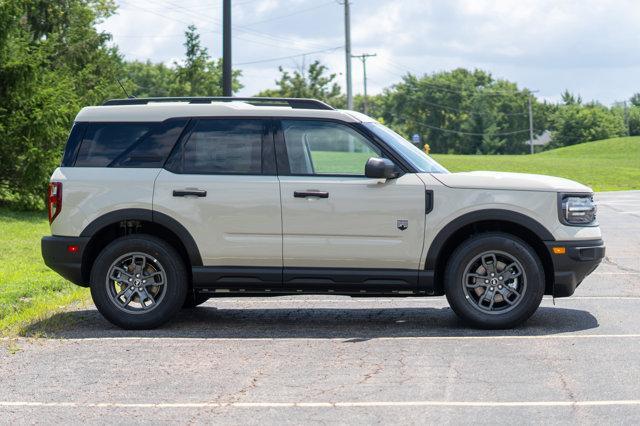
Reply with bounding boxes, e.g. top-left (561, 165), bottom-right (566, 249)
top-left (75, 123), bottom-right (156, 167)
top-left (110, 119), bottom-right (188, 168)
top-left (180, 119), bottom-right (265, 174)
